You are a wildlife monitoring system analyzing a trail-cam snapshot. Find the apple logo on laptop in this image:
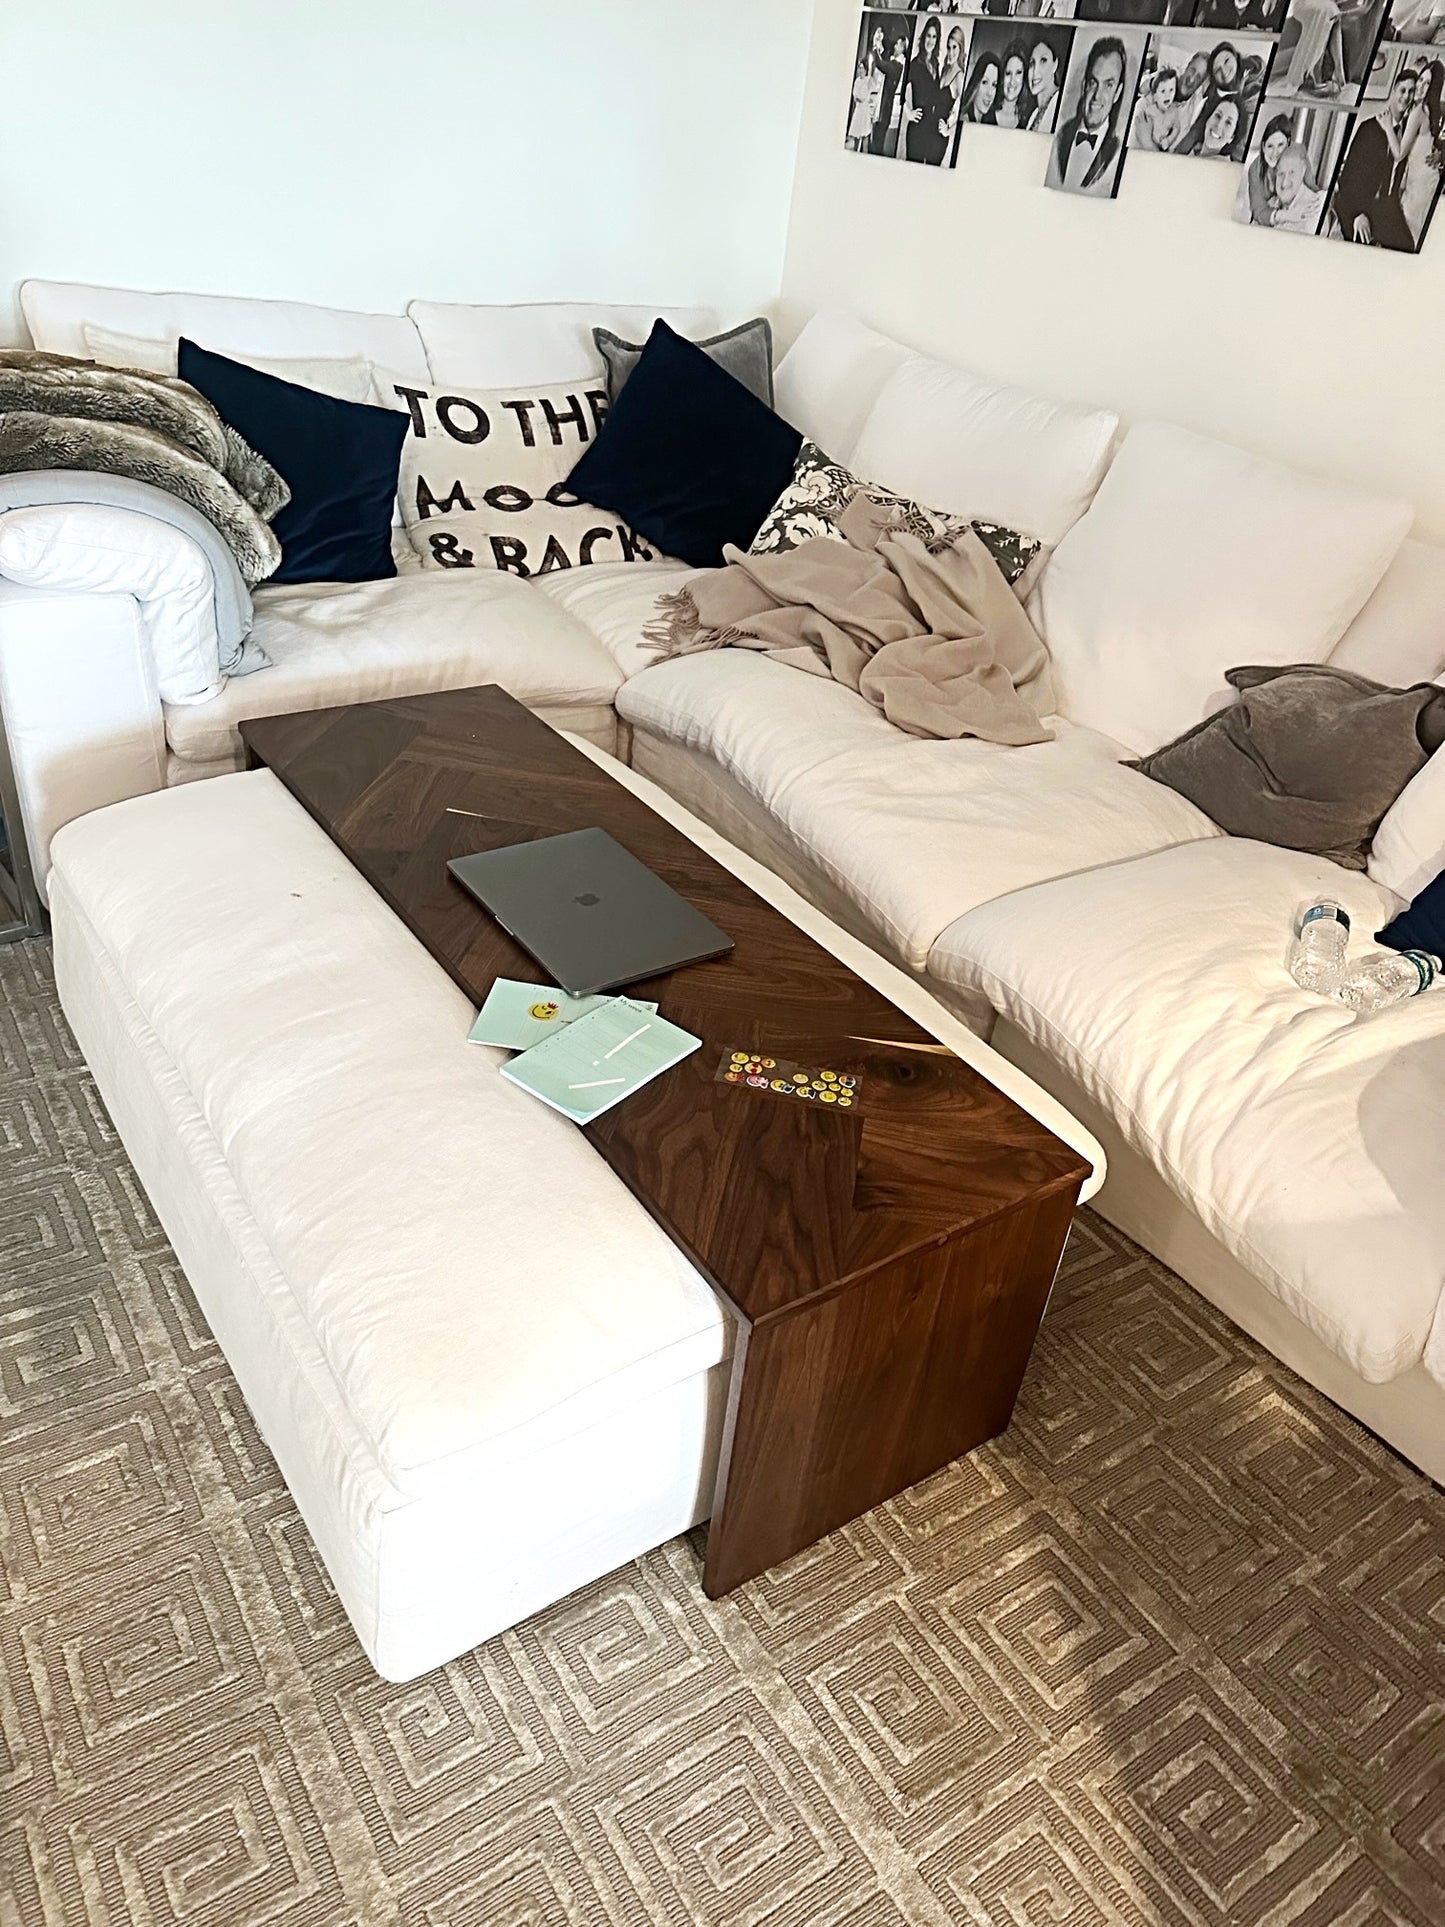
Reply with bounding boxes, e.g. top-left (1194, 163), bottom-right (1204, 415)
top-left (574, 892), bottom-right (601, 908)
